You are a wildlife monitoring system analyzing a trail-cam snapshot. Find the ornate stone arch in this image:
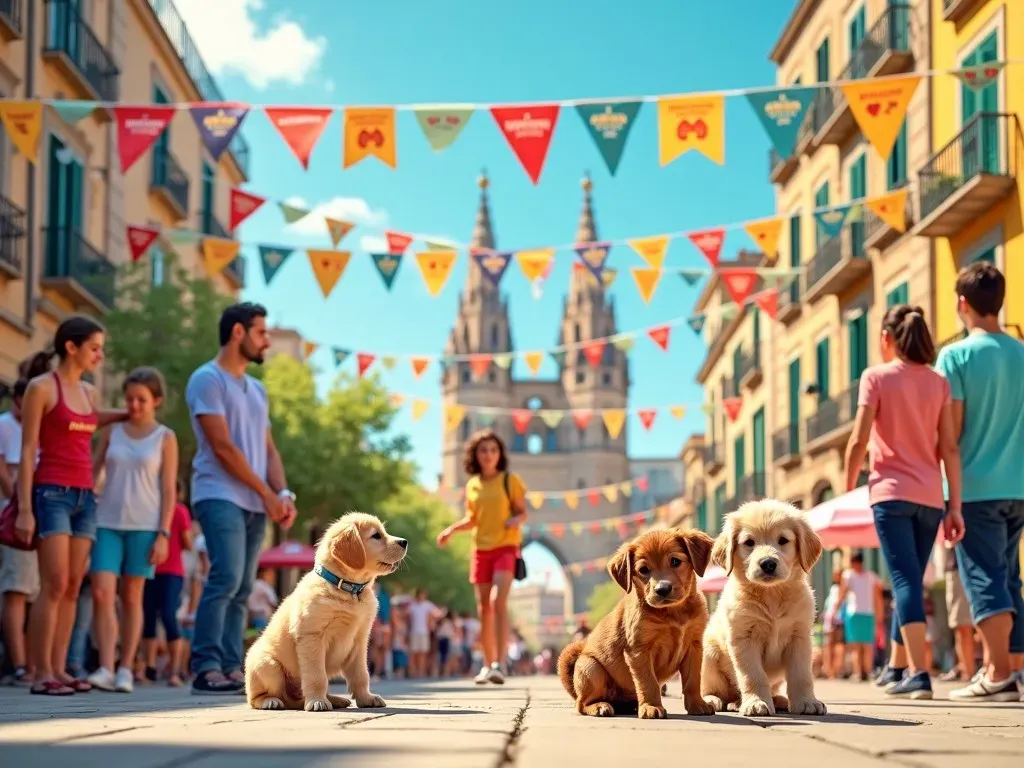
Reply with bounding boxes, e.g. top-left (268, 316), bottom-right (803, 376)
top-left (520, 535), bottom-right (576, 619)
